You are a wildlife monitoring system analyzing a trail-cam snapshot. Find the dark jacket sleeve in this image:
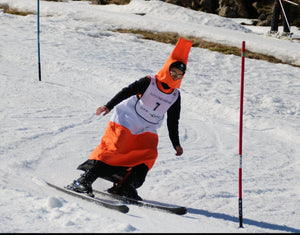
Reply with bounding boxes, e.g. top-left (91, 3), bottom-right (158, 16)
top-left (167, 94), bottom-right (181, 149)
top-left (105, 77), bottom-right (150, 111)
